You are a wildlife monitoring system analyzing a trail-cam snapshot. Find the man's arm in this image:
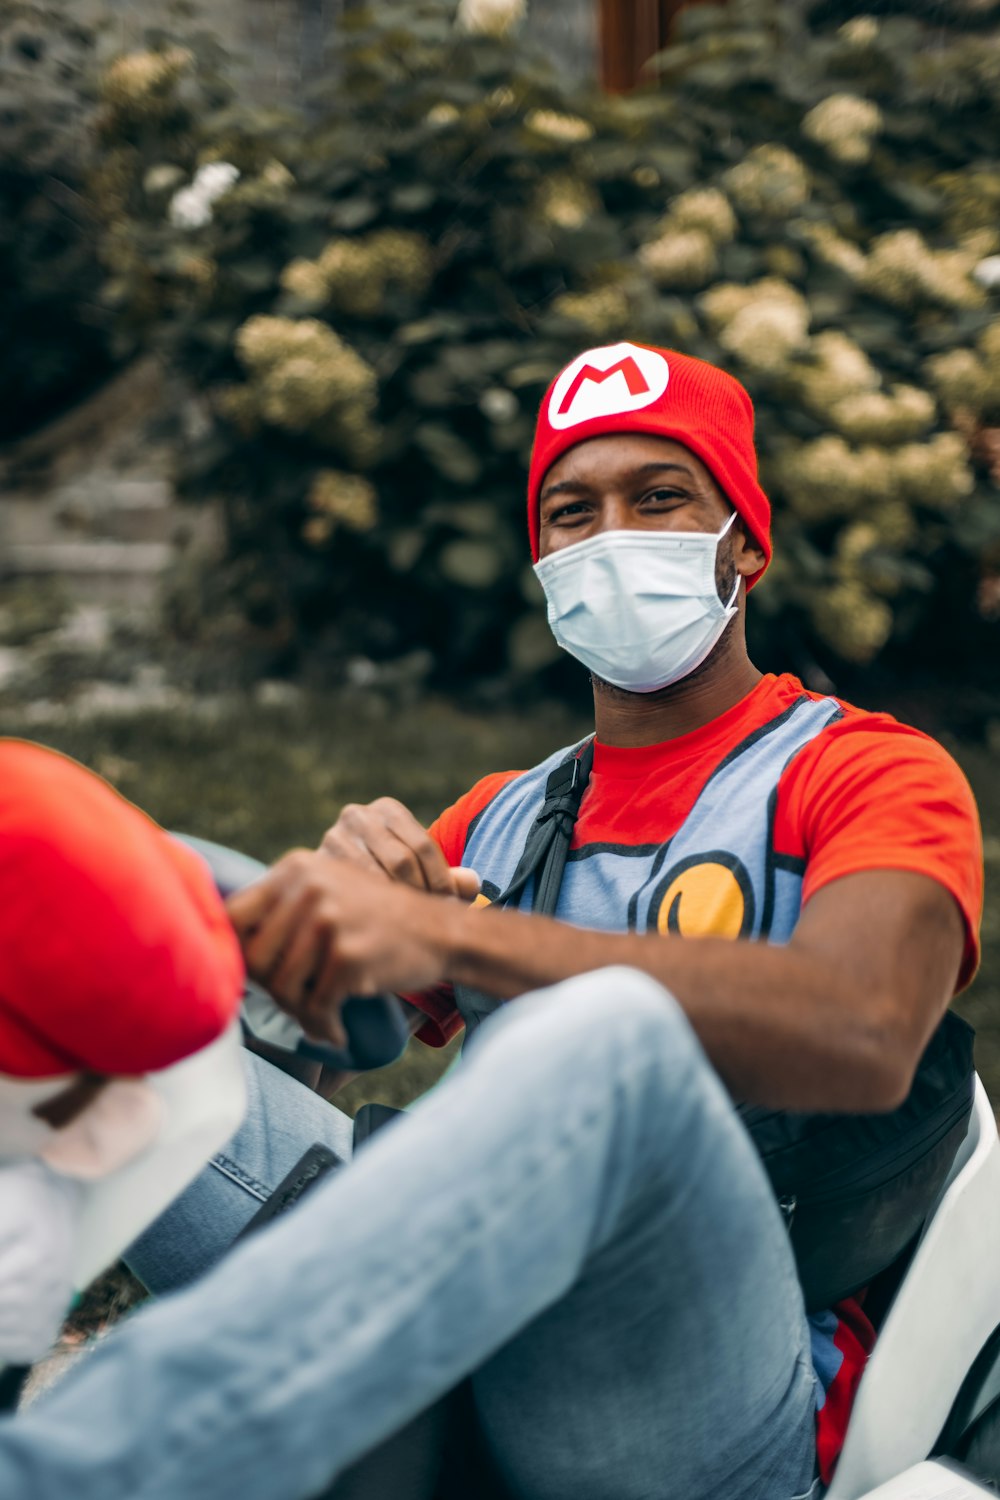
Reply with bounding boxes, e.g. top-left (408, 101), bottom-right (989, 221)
top-left (227, 853), bottom-right (964, 1113)
top-left (444, 868), bottom-right (964, 1112)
